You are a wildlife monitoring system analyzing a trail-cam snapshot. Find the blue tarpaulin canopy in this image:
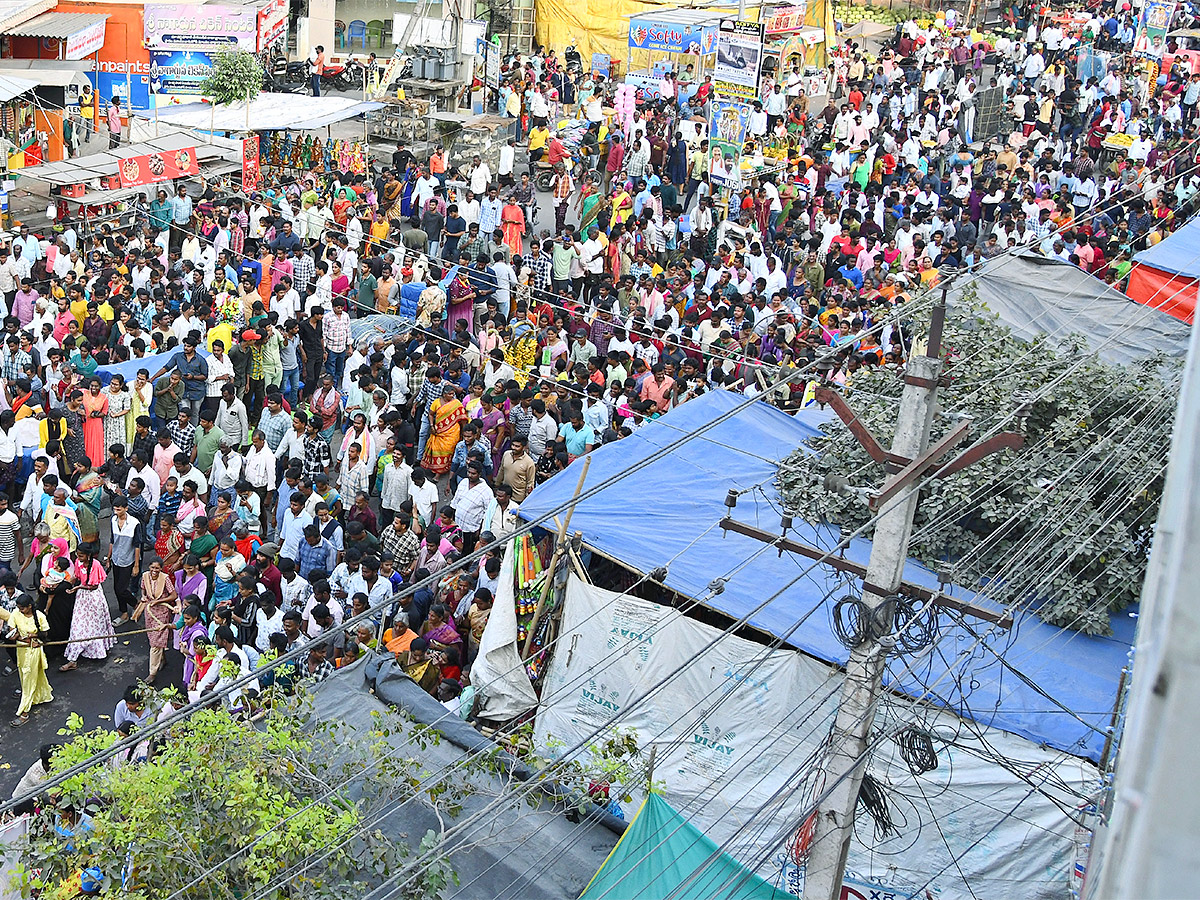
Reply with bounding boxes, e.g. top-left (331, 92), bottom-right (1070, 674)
top-left (518, 391), bottom-right (1133, 763)
top-left (1132, 215), bottom-right (1200, 277)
